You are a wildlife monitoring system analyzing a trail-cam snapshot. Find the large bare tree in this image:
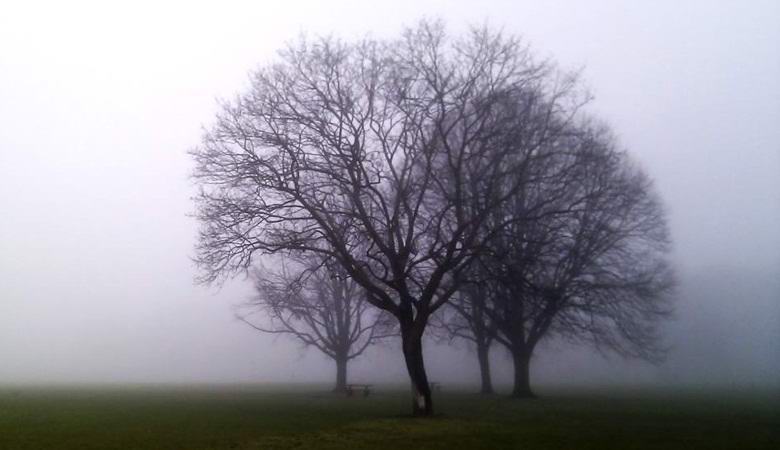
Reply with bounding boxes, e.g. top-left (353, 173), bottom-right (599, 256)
top-left (238, 257), bottom-right (393, 392)
top-left (191, 21), bottom-right (586, 415)
top-left (466, 123), bottom-right (674, 398)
